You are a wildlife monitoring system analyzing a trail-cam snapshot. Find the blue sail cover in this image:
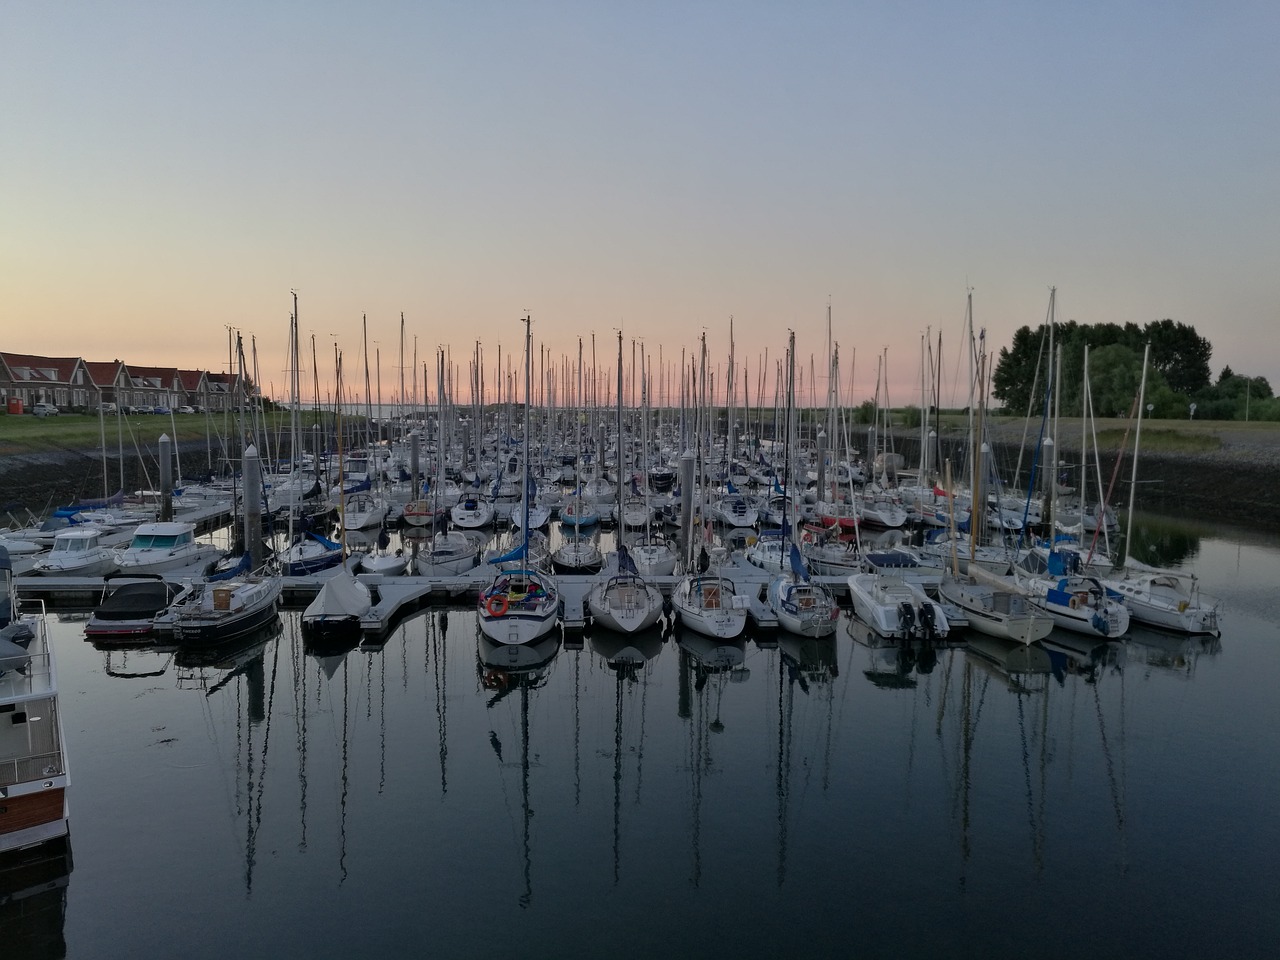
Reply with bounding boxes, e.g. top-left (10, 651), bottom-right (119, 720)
top-left (617, 544), bottom-right (637, 575)
top-left (489, 539), bottom-right (528, 565)
top-left (209, 552), bottom-right (251, 581)
top-left (726, 480), bottom-right (738, 494)
top-left (789, 543), bottom-right (809, 581)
